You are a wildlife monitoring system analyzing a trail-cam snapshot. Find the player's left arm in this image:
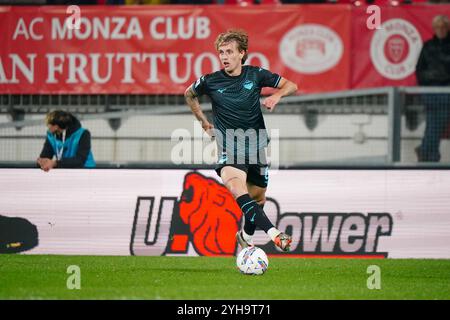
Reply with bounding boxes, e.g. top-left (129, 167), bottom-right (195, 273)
top-left (262, 78), bottom-right (298, 112)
